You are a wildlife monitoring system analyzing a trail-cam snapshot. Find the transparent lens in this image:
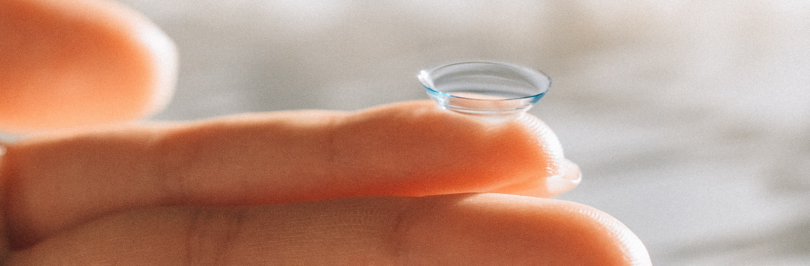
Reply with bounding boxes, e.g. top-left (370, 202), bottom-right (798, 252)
top-left (419, 61), bottom-right (550, 122)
